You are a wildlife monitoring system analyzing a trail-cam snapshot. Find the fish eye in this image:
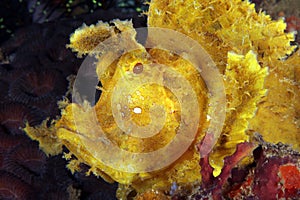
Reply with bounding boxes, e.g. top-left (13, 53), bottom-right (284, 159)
top-left (133, 63), bottom-right (143, 74)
